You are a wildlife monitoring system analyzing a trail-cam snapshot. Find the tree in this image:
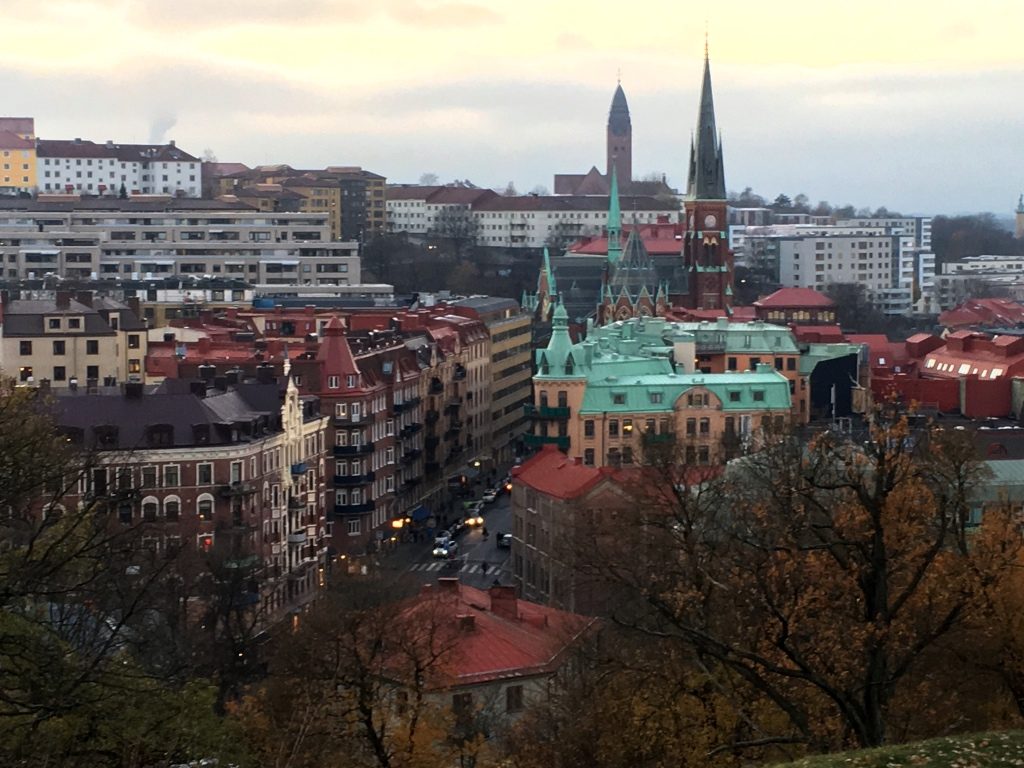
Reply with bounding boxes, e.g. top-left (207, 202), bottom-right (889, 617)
top-left (419, 173), bottom-right (439, 186)
top-left (931, 214), bottom-right (1024, 264)
top-left (232, 575), bottom-right (477, 768)
top-left (118, 182), bottom-right (127, 199)
top-left (811, 201), bottom-right (833, 217)
top-left (568, 417), bottom-right (1020, 752)
top-left (502, 181), bottom-right (518, 197)
top-left (428, 207), bottom-right (480, 259)
top-left (202, 148), bottom-right (218, 163)
top-left (824, 282), bottom-right (889, 333)
top-left (792, 194), bottom-right (810, 213)
top-left (529, 184), bottom-right (550, 196)
top-left (771, 194), bottom-right (792, 211)
top-left (0, 381), bottom-right (230, 764)
top-left (447, 260), bottom-right (481, 296)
